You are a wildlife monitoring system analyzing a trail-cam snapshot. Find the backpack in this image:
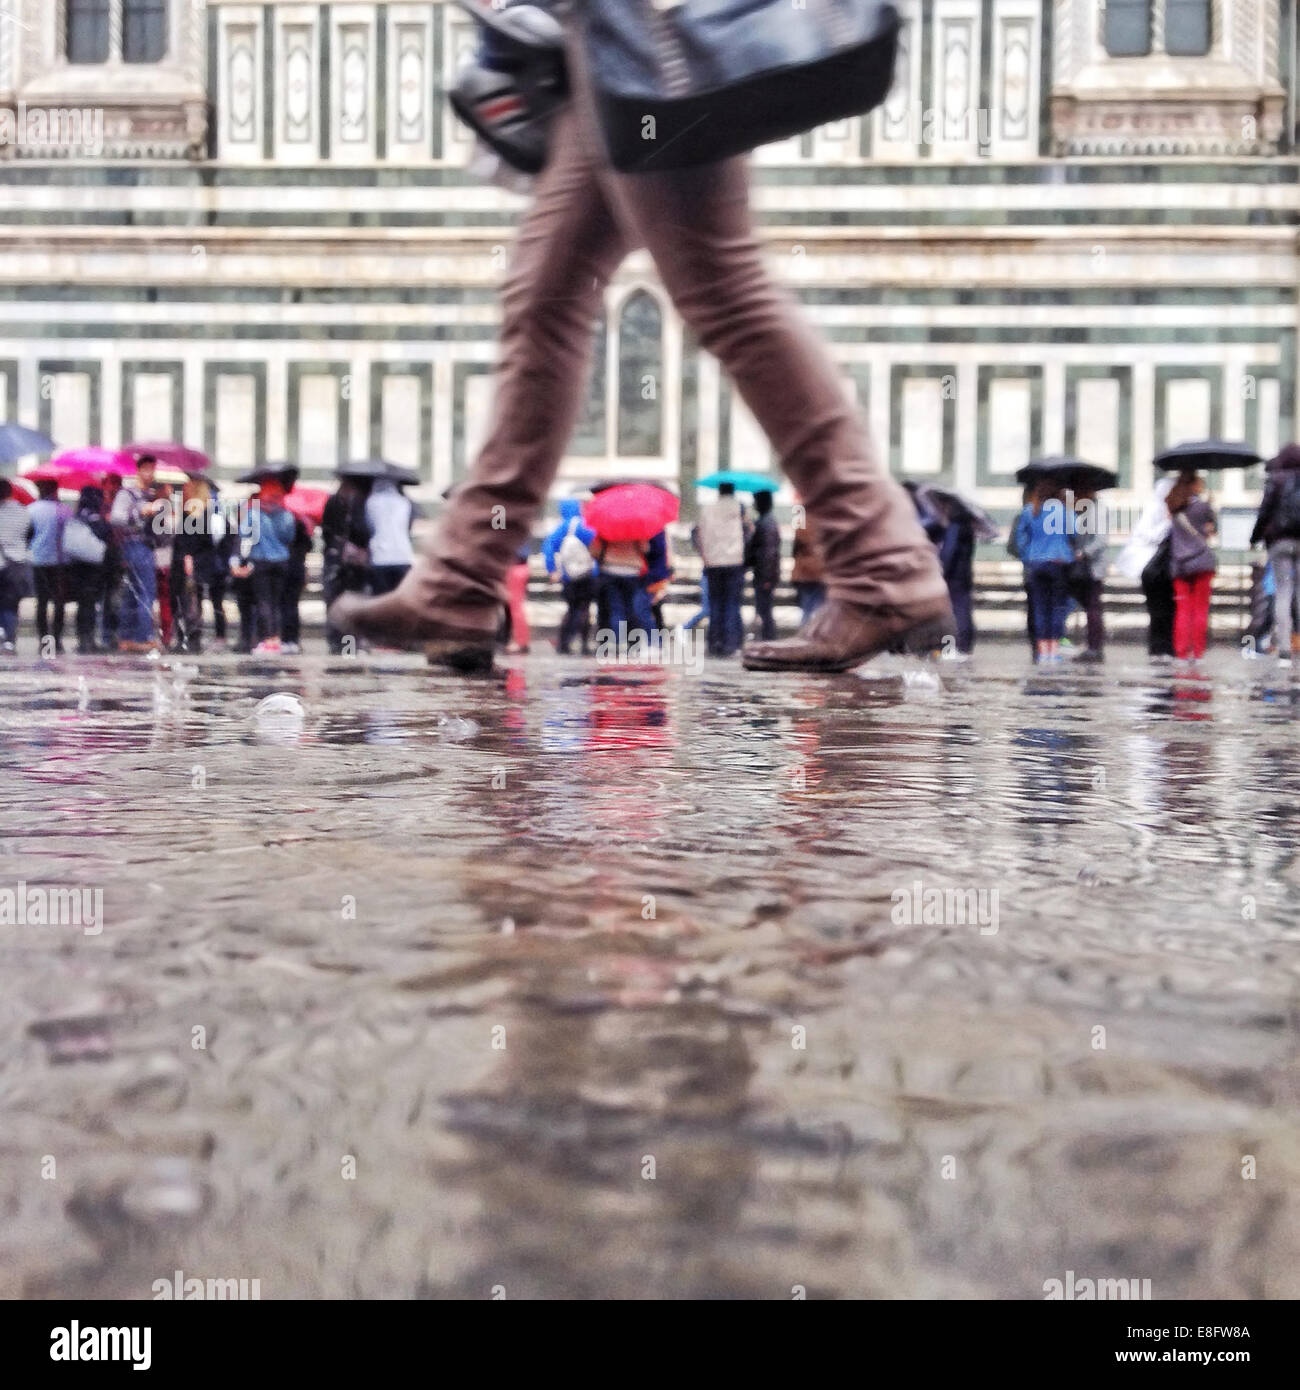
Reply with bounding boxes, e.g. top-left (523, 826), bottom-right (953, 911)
top-left (558, 517), bottom-right (594, 579)
top-left (1274, 473), bottom-right (1300, 538)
